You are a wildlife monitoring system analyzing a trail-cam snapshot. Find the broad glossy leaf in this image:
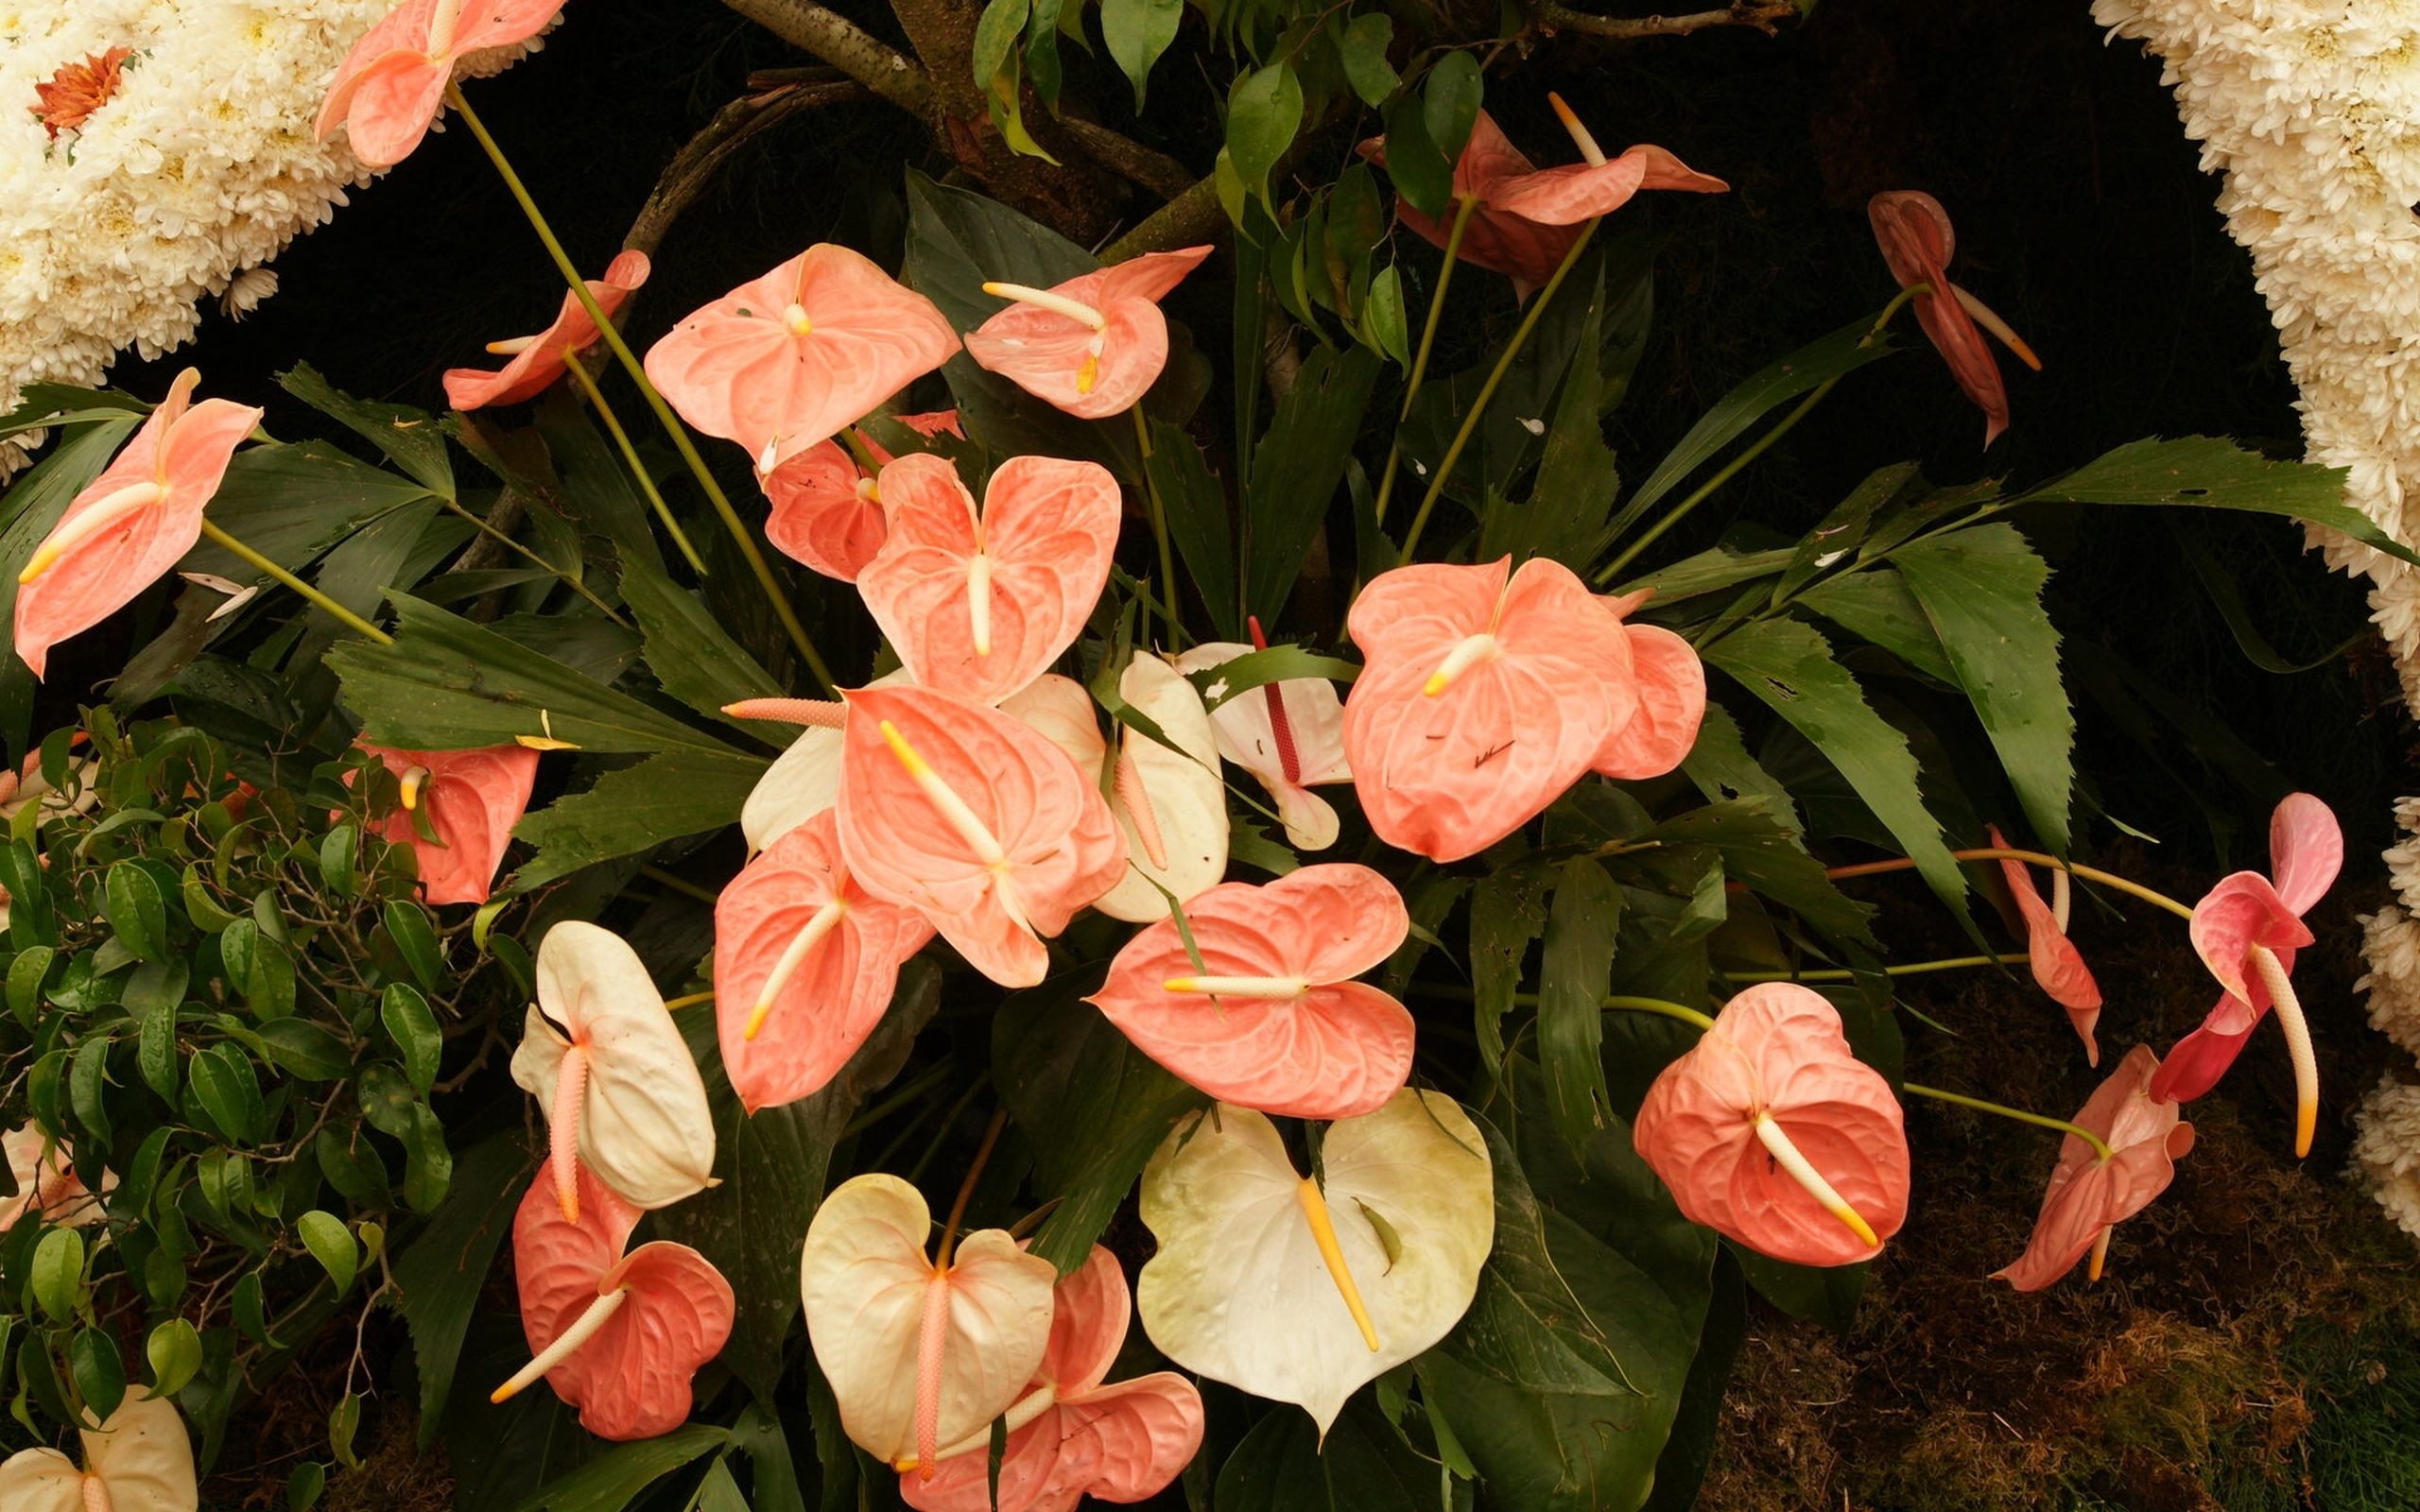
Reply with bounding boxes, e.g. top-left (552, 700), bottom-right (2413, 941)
top-left (1243, 346), bottom-right (1380, 627)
